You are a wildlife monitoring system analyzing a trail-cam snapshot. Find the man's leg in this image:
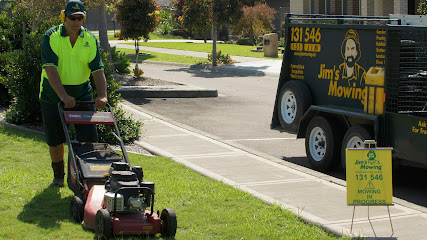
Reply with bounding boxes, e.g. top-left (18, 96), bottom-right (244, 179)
top-left (49, 144), bottom-right (65, 187)
top-left (41, 102), bottom-right (66, 187)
